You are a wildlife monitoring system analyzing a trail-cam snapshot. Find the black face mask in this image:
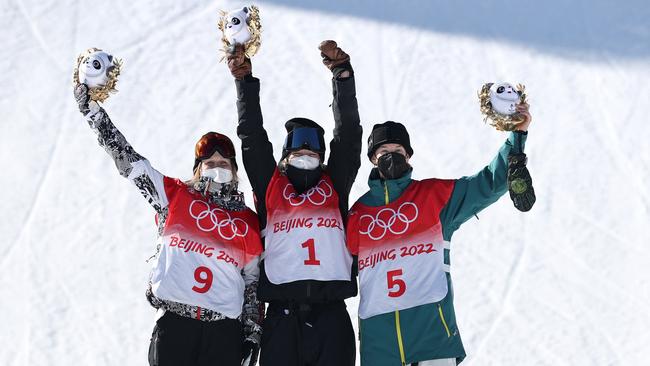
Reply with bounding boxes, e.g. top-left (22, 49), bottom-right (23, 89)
top-left (285, 165), bottom-right (322, 194)
top-left (377, 152), bottom-right (410, 180)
